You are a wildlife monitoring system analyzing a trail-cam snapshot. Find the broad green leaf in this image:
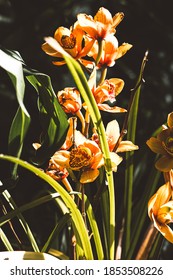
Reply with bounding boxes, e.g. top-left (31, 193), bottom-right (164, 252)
top-left (0, 49), bottom-right (29, 117)
top-left (27, 74), bottom-right (69, 165)
top-left (0, 49), bottom-right (31, 178)
top-left (8, 107), bottom-right (30, 178)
